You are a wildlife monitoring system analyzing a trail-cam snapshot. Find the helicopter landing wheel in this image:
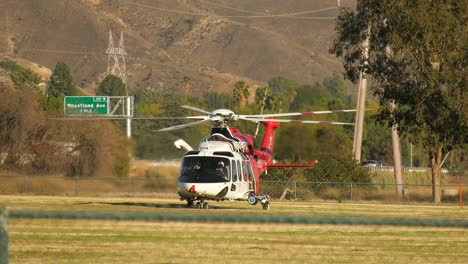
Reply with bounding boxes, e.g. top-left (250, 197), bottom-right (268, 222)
top-left (262, 201), bottom-right (270, 210)
top-left (202, 202), bottom-right (209, 209)
top-left (247, 195), bottom-right (258, 205)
